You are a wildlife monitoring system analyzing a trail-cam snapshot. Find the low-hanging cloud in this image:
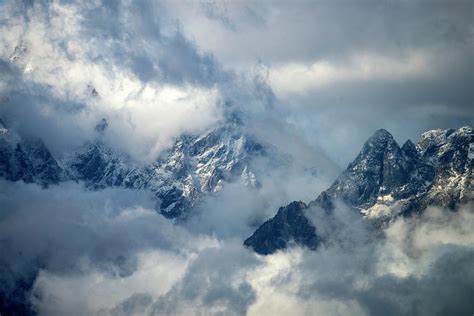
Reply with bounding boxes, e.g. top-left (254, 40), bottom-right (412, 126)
top-left (250, 203), bottom-right (474, 316)
top-left (1, 179), bottom-right (472, 315)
